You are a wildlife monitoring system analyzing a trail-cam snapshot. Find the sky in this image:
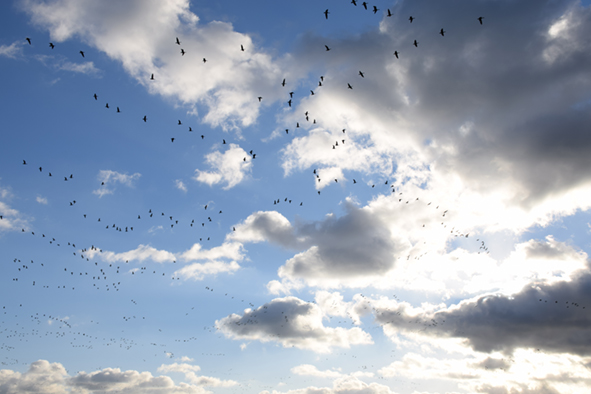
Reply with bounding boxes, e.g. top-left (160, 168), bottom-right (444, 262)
top-left (1, 0), bottom-right (591, 393)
